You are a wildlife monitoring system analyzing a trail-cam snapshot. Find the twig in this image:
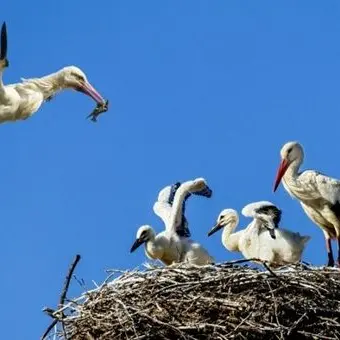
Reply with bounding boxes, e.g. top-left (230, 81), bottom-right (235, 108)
top-left (41, 254), bottom-right (81, 340)
top-left (41, 320), bottom-right (58, 340)
top-left (59, 255), bottom-right (81, 308)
